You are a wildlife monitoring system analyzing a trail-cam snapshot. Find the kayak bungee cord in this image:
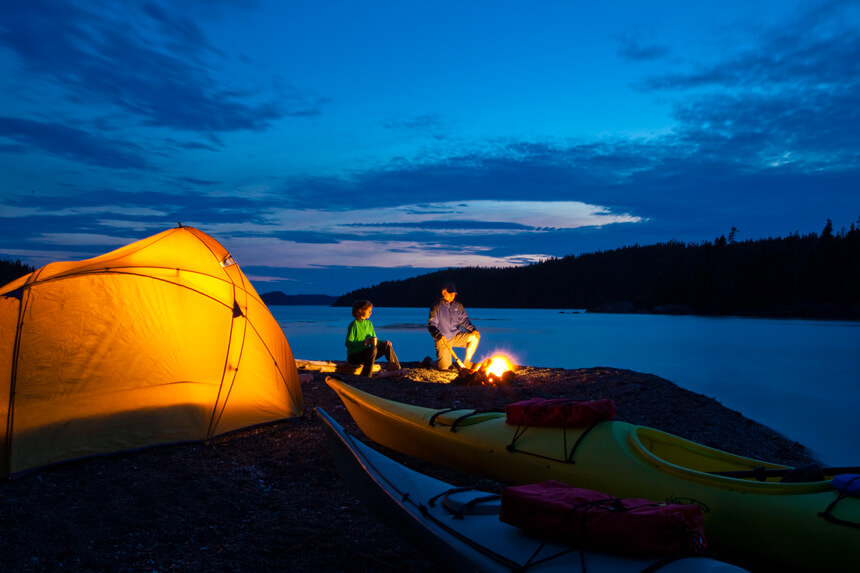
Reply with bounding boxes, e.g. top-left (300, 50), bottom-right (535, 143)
top-left (429, 408), bottom-right (505, 432)
top-left (425, 405), bottom-right (608, 464)
top-left (506, 418), bottom-right (608, 465)
top-left (450, 409), bottom-right (502, 432)
top-left (435, 489), bottom-right (501, 519)
top-left (819, 474), bottom-right (860, 529)
top-left (505, 398), bottom-right (615, 463)
top-left (428, 408), bottom-right (458, 427)
top-left (427, 486), bottom-right (583, 571)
